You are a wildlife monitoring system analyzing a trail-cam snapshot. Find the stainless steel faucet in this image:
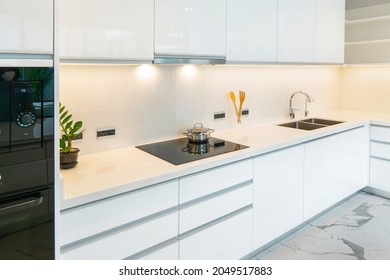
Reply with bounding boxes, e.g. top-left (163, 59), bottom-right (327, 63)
top-left (289, 91), bottom-right (314, 119)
